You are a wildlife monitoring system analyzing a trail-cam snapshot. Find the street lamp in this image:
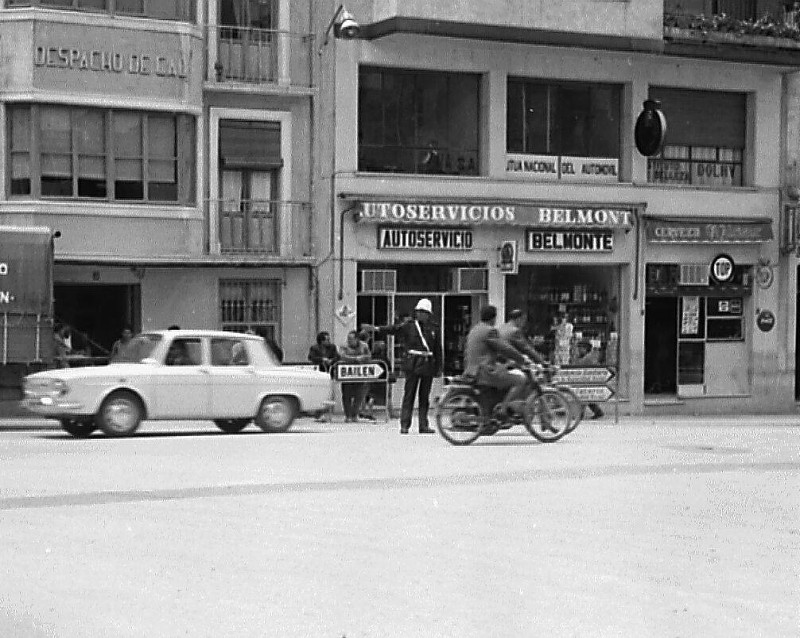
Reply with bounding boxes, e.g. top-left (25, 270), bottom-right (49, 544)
top-left (321, 4), bottom-right (361, 51)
